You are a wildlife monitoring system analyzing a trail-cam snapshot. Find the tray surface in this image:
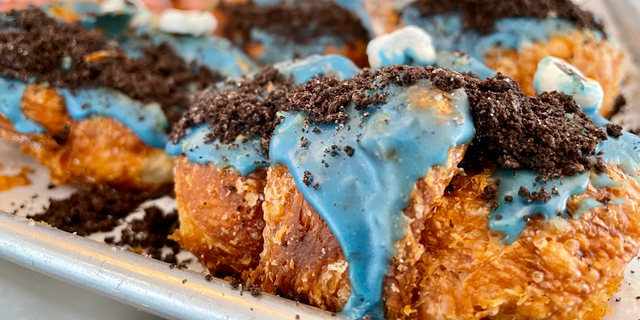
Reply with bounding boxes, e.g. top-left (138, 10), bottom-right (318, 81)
top-left (0, 0), bottom-right (639, 319)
